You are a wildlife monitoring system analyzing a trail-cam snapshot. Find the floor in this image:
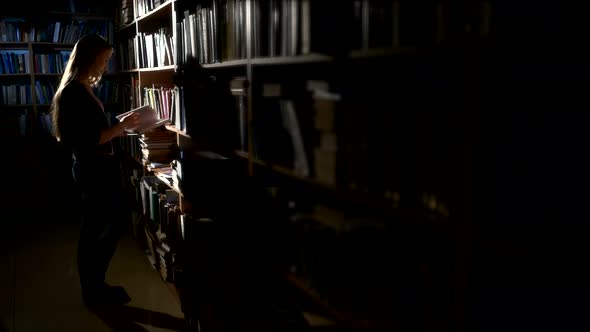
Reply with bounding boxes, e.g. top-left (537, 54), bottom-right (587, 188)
top-left (0, 221), bottom-right (185, 332)
top-left (0, 138), bottom-right (185, 332)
